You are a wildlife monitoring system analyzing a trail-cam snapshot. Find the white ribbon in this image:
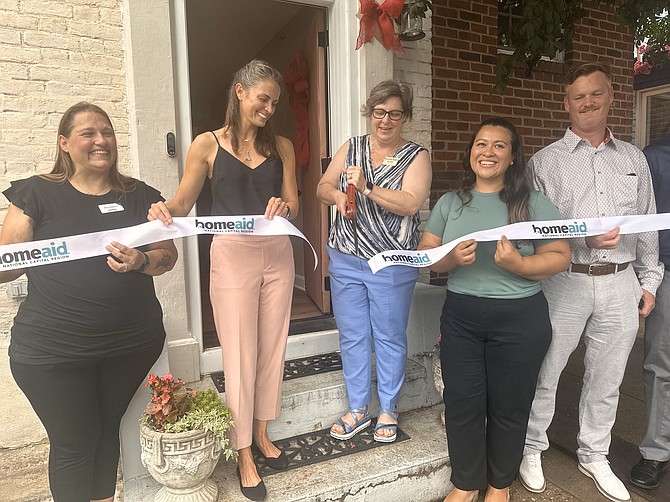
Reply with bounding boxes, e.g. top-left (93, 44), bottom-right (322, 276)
top-left (368, 213), bottom-right (670, 274)
top-left (0, 216), bottom-right (318, 271)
